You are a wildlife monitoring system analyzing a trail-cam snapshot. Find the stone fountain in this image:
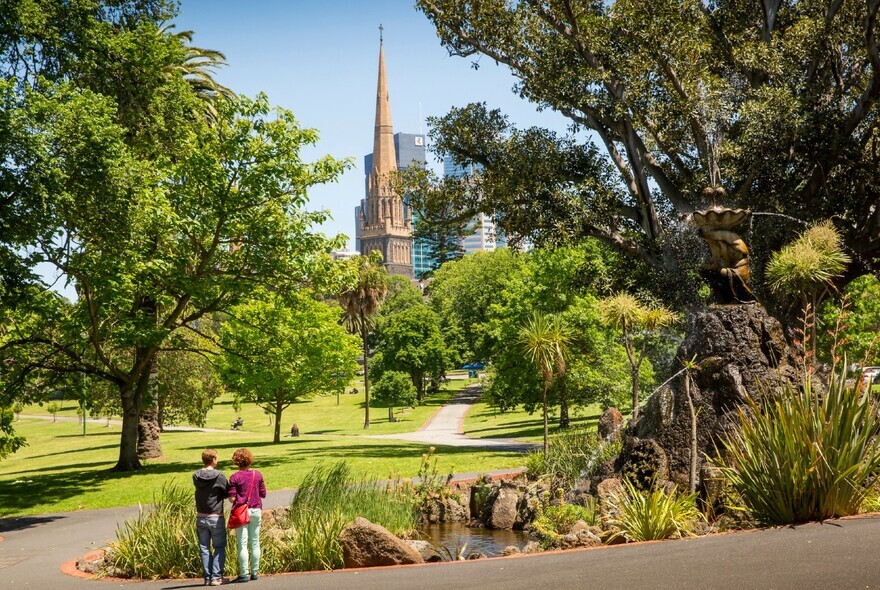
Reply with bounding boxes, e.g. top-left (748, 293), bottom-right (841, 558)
top-left (687, 205), bottom-right (755, 303)
top-left (605, 196), bottom-right (796, 497)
